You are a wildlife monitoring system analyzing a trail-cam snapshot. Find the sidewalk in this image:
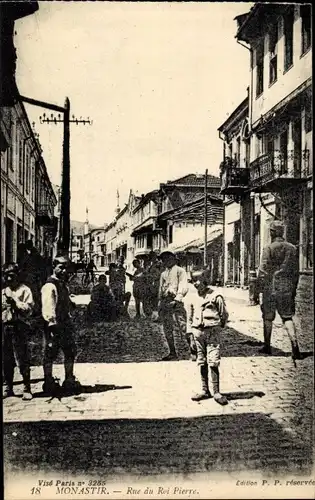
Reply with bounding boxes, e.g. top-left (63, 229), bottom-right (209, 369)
top-left (3, 287), bottom-right (314, 482)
